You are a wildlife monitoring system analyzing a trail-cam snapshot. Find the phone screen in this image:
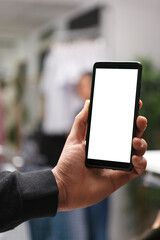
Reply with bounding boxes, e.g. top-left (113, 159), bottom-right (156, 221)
top-left (87, 67), bottom-right (139, 164)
